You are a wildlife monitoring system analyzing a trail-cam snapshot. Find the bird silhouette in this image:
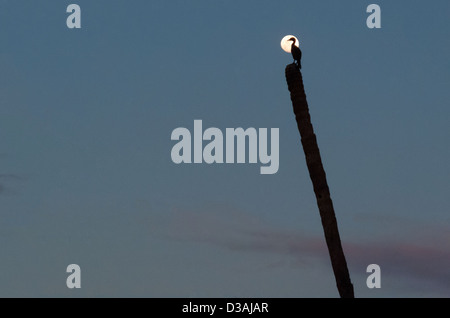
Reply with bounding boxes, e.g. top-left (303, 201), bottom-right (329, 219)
top-left (288, 37), bottom-right (302, 69)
